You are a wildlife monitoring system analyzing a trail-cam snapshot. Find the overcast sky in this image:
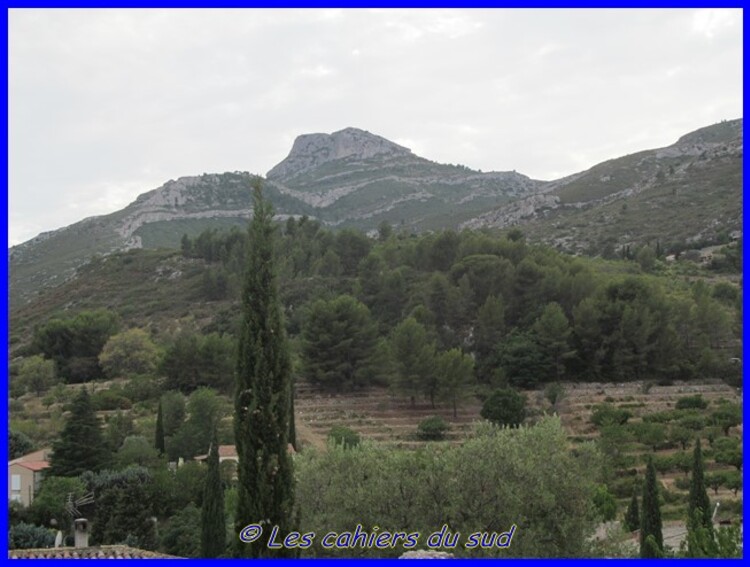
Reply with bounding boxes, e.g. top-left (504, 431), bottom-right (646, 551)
top-left (8, 8), bottom-right (742, 246)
